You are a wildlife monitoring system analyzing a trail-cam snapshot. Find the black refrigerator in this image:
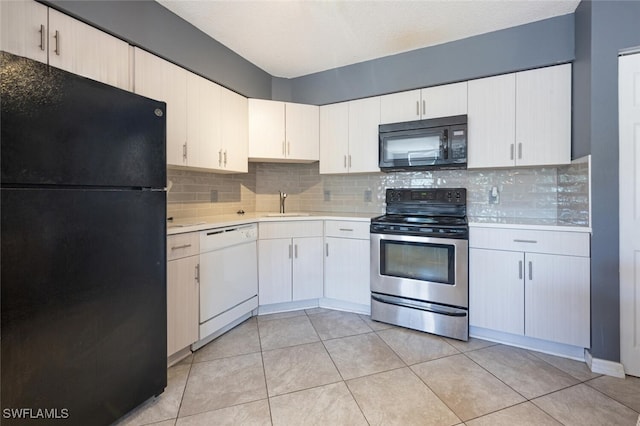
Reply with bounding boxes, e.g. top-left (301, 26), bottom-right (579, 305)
top-left (1, 52), bottom-right (167, 425)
